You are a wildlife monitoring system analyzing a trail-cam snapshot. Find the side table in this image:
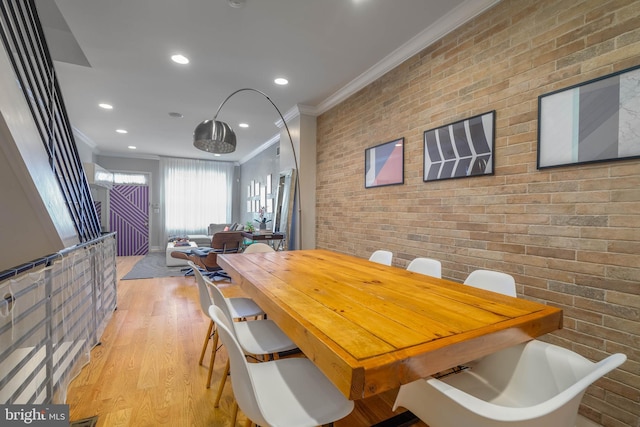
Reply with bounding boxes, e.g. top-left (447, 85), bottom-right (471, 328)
top-left (241, 231), bottom-right (285, 251)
